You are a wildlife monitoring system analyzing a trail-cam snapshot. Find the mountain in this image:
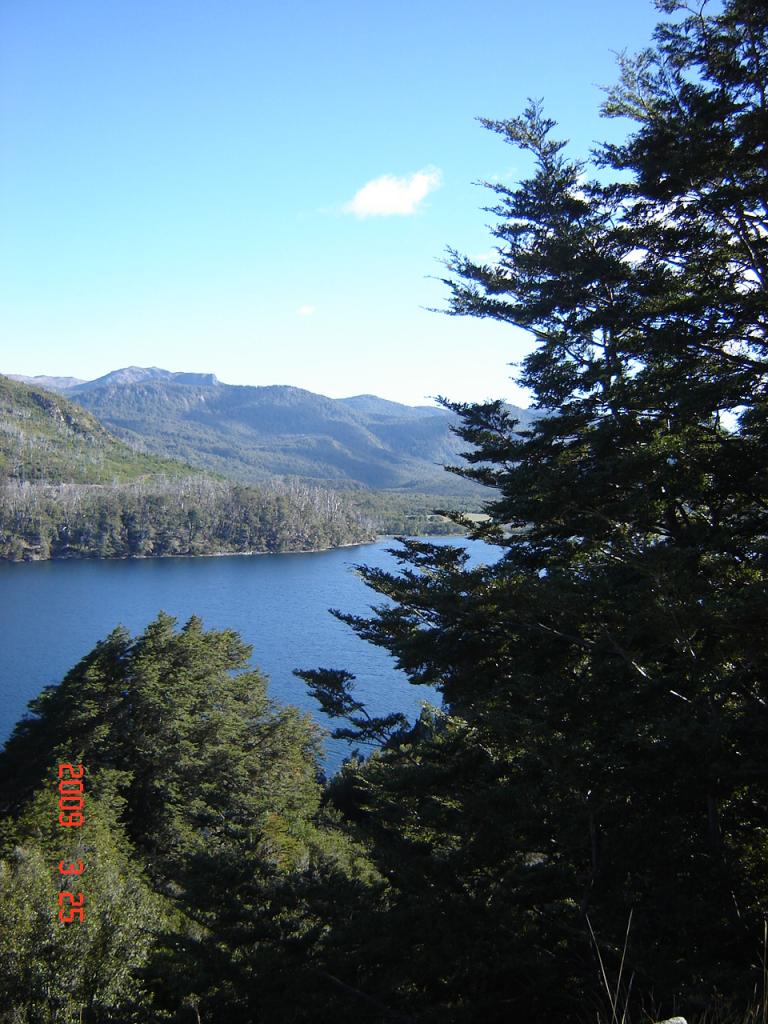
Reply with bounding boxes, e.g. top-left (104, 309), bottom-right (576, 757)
top-left (47, 370), bottom-right (531, 494)
top-left (0, 374), bottom-right (193, 484)
top-left (8, 374), bottom-right (85, 391)
top-left (338, 394), bottom-right (446, 420)
top-left (0, 374), bottom-right (374, 561)
top-left (69, 366), bottom-right (220, 391)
